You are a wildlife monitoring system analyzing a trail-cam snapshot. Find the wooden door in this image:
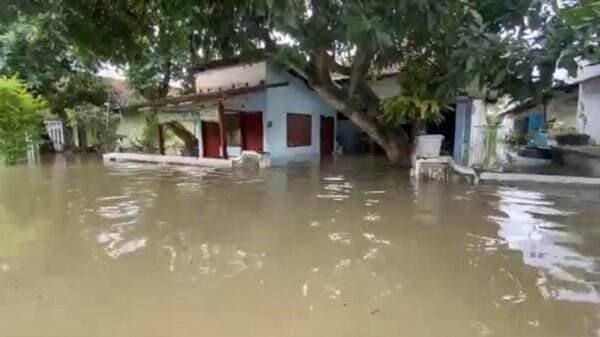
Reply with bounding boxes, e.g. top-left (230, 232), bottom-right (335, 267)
top-left (241, 112), bottom-right (264, 152)
top-left (202, 121), bottom-right (221, 158)
top-left (320, 116), bottom-right (335, 156)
